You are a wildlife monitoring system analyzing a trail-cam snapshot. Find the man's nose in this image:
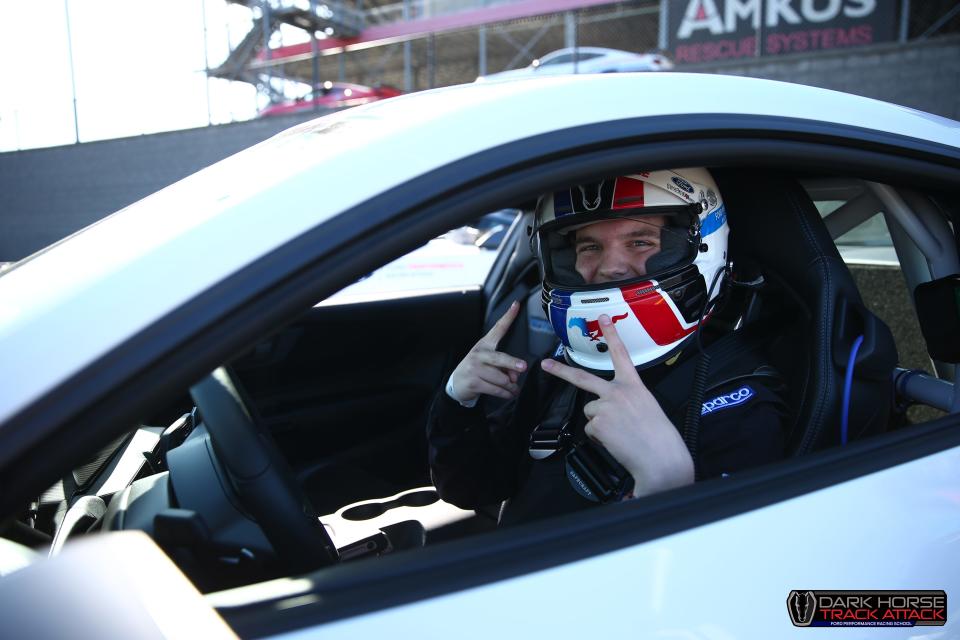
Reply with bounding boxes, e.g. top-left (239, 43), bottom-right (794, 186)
top-left (597, 251), bottom-right (636, 280)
